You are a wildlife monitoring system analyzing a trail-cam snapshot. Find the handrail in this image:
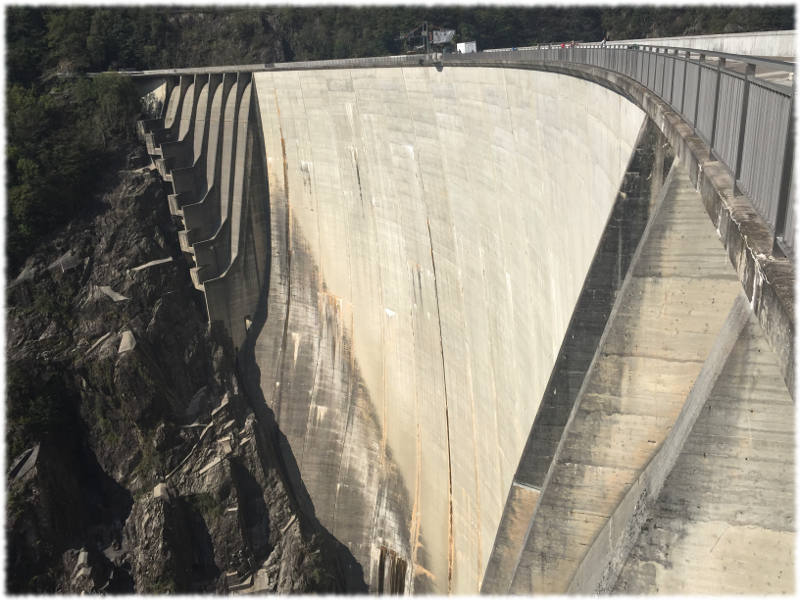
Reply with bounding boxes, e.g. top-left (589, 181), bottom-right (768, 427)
top-left (89, 54), bottom-right (444, 78)
top-left (443, 46), bottom-right (795, 257)
top-left (590, 43), bottom-right (794, 71)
